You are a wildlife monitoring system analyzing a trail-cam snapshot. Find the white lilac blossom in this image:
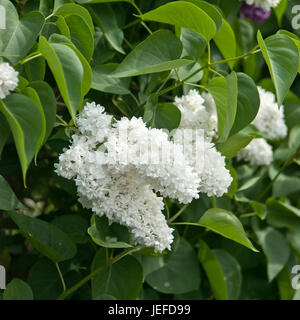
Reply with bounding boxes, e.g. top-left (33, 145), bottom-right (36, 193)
top-left (172, 129), bottom-right (233, 197)
top-left (55, 102), bottom-right (202, 252)
top-left (236, 138), bottom-right (273, 166)
top-left (252, 87), bottom-right (287, 140)
top-left (105, 117), bottom-right (200, 204)
top-left (0, 62), bottom-right (19, 99)
top-left (77, 170), bottom-right (174, 253)
top-left (174, 89), bottom-right (218, 139)
top-left (173, 90), bottom-right (232, 196)
top-left (244, 0), bottom-right (280, 11)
